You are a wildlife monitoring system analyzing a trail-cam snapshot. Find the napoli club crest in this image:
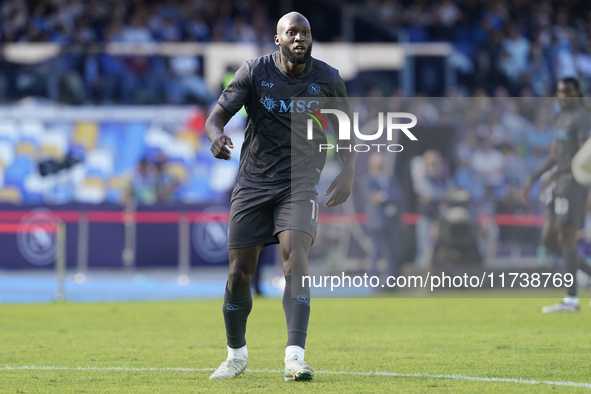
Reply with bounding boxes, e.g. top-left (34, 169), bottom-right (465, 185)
top-left (17, 208), bottom-right (61, 266)
top-left (307, 83), bottom-right (320, 95)
top-left (192, 206), bottom-right (229, 264)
